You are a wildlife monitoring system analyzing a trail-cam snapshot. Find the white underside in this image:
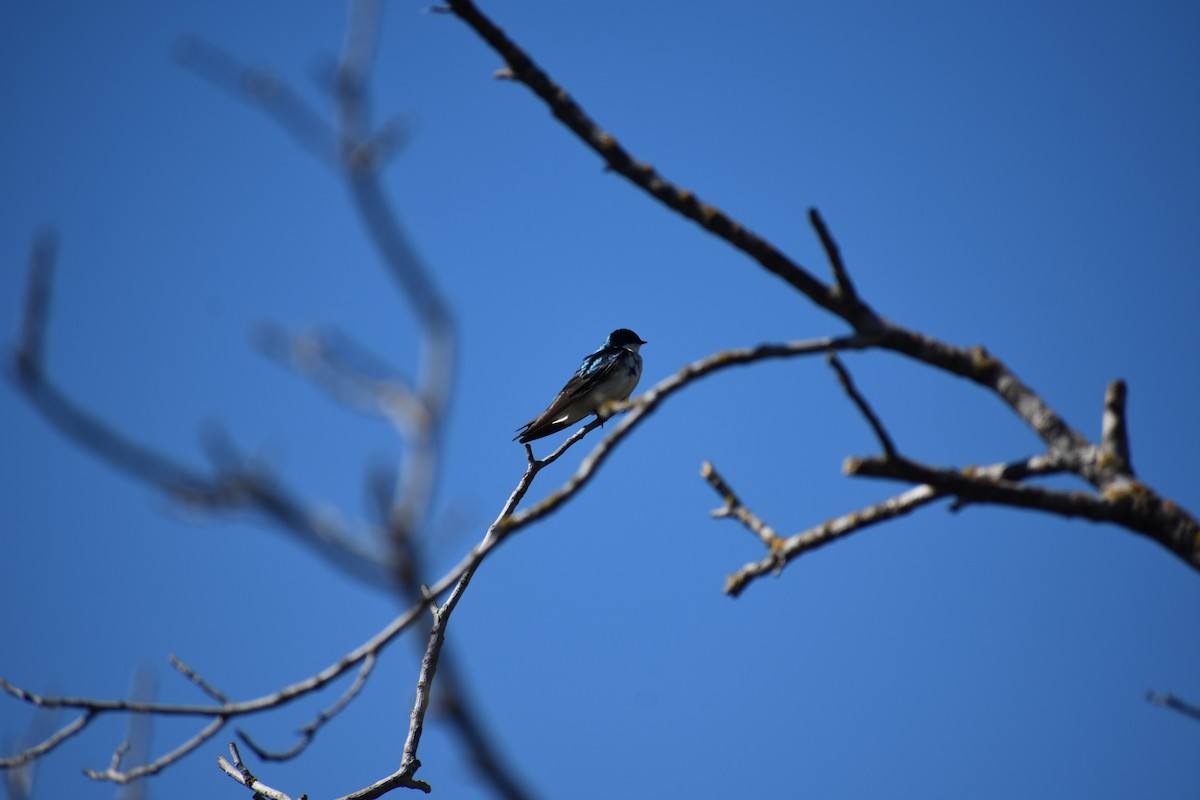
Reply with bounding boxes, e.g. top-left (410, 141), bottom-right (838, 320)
top-left (552, 367), bottom-right (640, 426)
